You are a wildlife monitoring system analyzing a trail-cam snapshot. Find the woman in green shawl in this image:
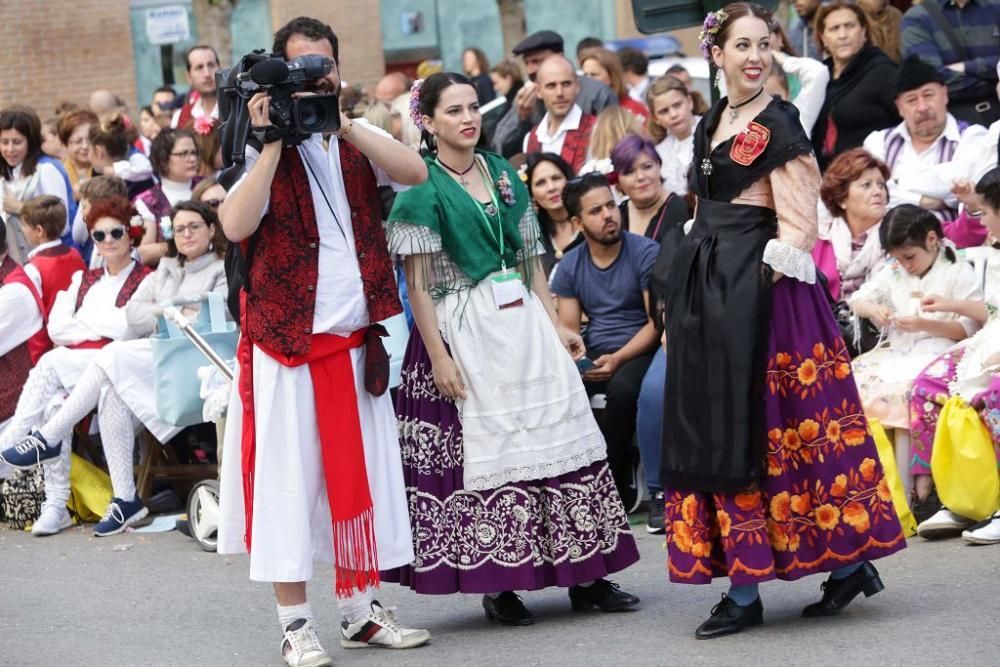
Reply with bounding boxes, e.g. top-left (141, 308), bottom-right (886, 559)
top-left (381, 72), bottom-right (640, 625)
